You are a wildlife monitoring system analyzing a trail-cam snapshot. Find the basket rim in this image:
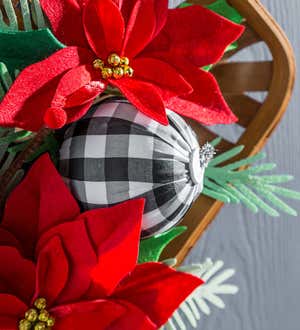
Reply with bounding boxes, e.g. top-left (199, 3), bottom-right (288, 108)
top-left (162, 0), bottom-right (296, 264)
